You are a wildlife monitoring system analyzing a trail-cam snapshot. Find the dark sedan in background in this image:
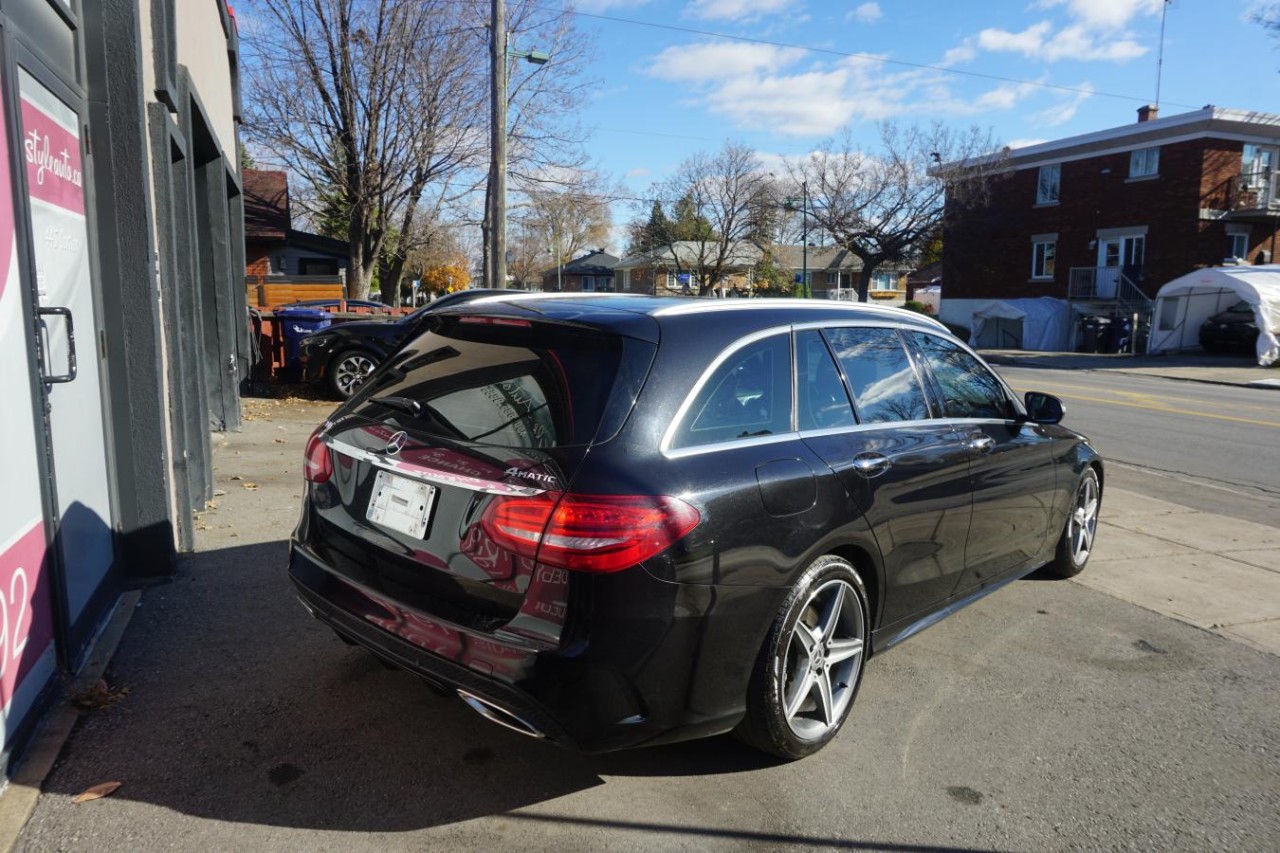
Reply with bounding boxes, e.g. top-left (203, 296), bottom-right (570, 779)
top-left (289, 294), bottom-right (1103, 759)
top-left (299, 289), bottom-right (506, 398)
top-left (1199, 300), bottom-right (1260, 354)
